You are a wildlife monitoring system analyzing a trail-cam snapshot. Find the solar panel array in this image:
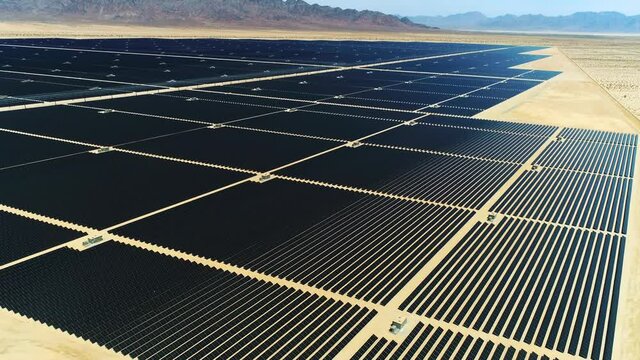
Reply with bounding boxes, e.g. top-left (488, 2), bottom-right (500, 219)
top-left (0, 38), bottom-right (636, 360)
